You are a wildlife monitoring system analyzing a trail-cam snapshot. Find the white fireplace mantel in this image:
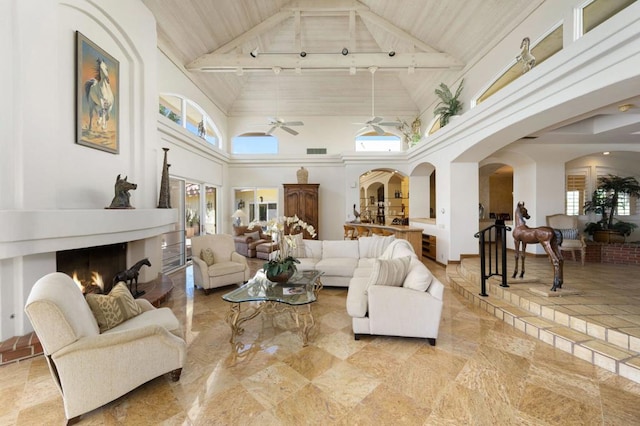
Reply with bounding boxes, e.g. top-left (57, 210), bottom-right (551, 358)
top-left (0, 209), bottom-right (178, 260)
